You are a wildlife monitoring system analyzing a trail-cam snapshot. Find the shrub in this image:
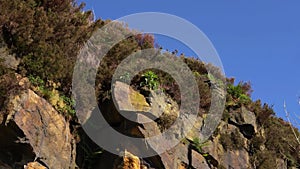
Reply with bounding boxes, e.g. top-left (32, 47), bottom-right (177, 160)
top-left (220, 129), bottom-right (245, 151)
top-left (0, 0), bottom-right (103, 93)
top-left (0, 58), bottom-right (8, 76)
top-left (258, 104), bottom-right (275, 125)
top-left (251, 150), bottom-right (278, 169)
top-left (28, 75), bottom-right (75, 117)
top-left (227, 82), bottom-right (252, 106)
top-left (0, 73), bottom-right (20, 110)
top-left (140, 70), bottom-right (159, 90)
top-left (156, 111), bottom-right (177, 132)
